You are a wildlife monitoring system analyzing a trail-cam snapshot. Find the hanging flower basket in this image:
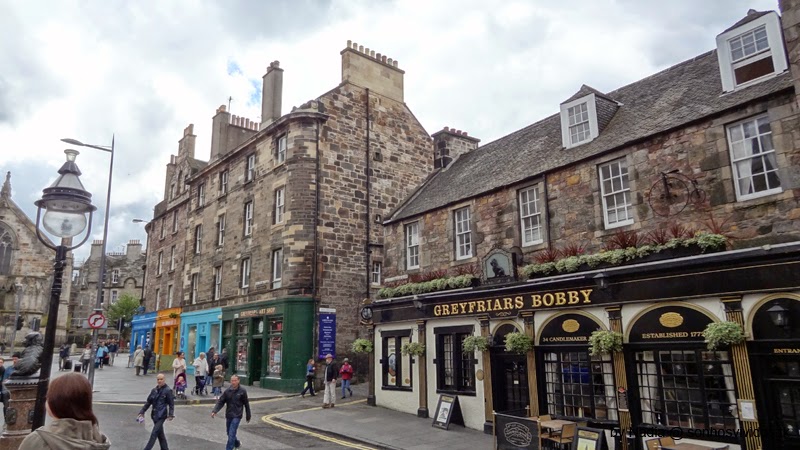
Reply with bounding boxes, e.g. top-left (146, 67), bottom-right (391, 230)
top-left (589, 330), bottom-right (623, 356)
top-left (702, 322), bottom-right (745, 350)
top-left (168, 312), bottom-right (179, 319)
top-left (504, 332), bottom-right (534, 354)
top-left (401, 342), bottom-right (425, 357)
top-left (351, 338), bottom-right (373, 354)
top-left (462, 335), bottom-right (490, 354)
